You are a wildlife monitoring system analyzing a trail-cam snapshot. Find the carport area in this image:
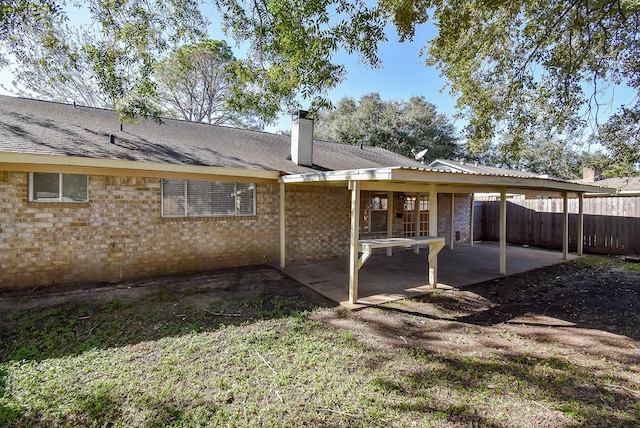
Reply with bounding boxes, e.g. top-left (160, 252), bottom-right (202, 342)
top-left (282, 242), bottom-right (577, 308)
